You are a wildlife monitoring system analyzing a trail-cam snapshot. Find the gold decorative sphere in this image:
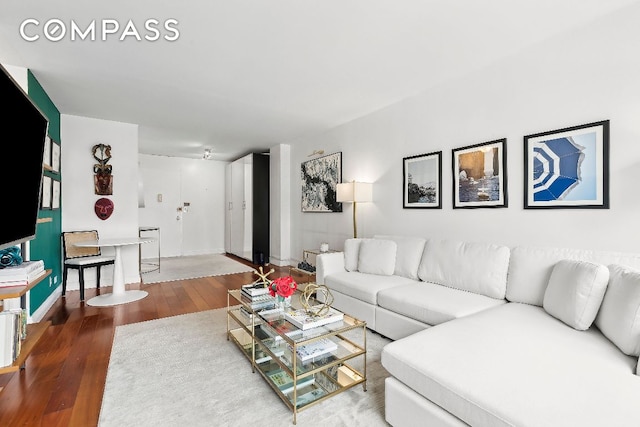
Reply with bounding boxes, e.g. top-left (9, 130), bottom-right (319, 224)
top-left (300, 283), bottom-right (334, 317)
